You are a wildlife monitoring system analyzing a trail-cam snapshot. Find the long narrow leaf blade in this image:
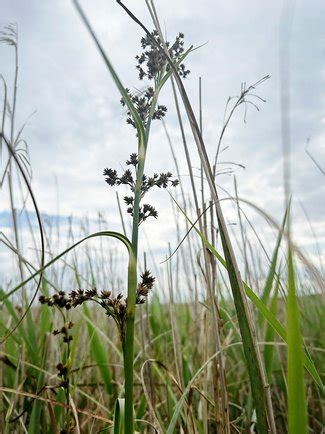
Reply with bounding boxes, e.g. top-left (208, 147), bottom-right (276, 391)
top-left (287, 251), bottom-right (307, 433)
top-left (1, 230), bottom-right (133, 304)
